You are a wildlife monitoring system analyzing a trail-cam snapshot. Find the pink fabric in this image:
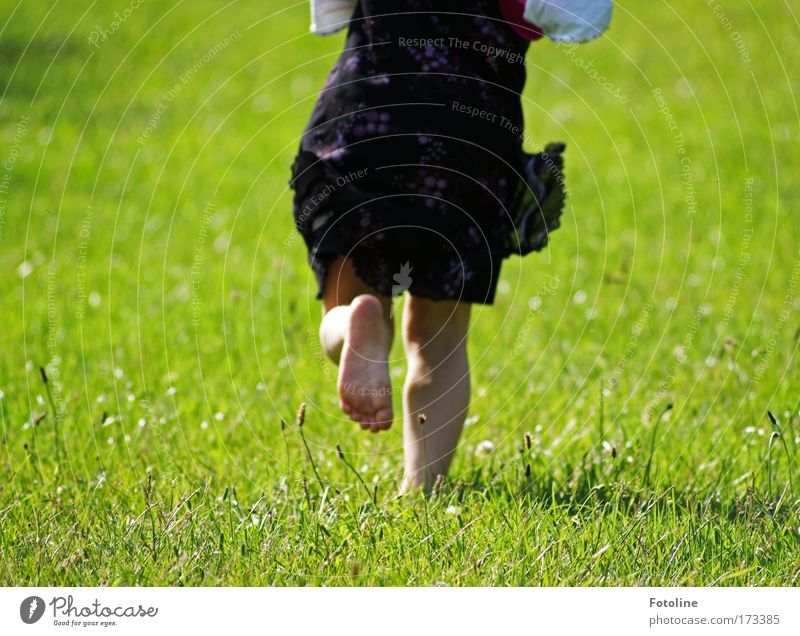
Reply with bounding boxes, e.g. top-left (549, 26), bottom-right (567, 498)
top-left (498, 0), bottom-right (543, 41)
